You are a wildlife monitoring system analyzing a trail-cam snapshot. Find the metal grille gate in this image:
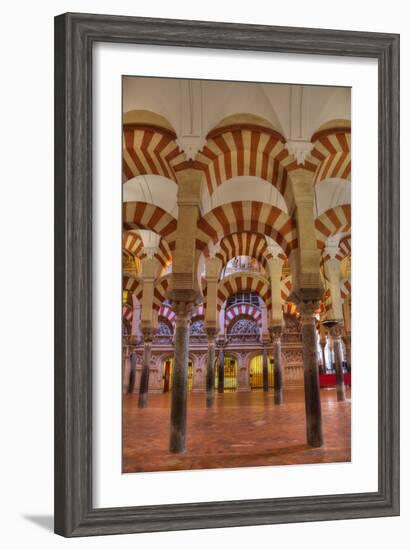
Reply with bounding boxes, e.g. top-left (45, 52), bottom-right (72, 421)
top-left (249, 355), bottom-right (274, 390)
top-left (214, 356), bottom-right (238, 392)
